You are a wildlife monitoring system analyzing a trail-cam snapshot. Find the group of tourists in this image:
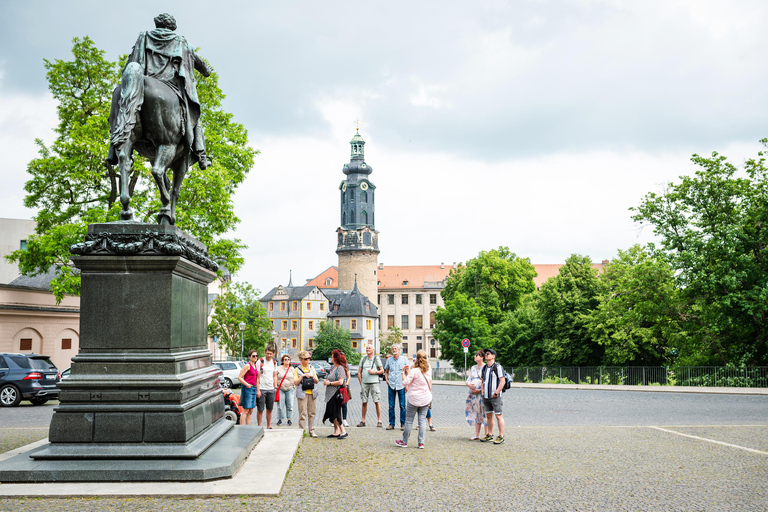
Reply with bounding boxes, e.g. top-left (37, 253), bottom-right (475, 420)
top-left (233, 343), bottom-right (506, 448)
